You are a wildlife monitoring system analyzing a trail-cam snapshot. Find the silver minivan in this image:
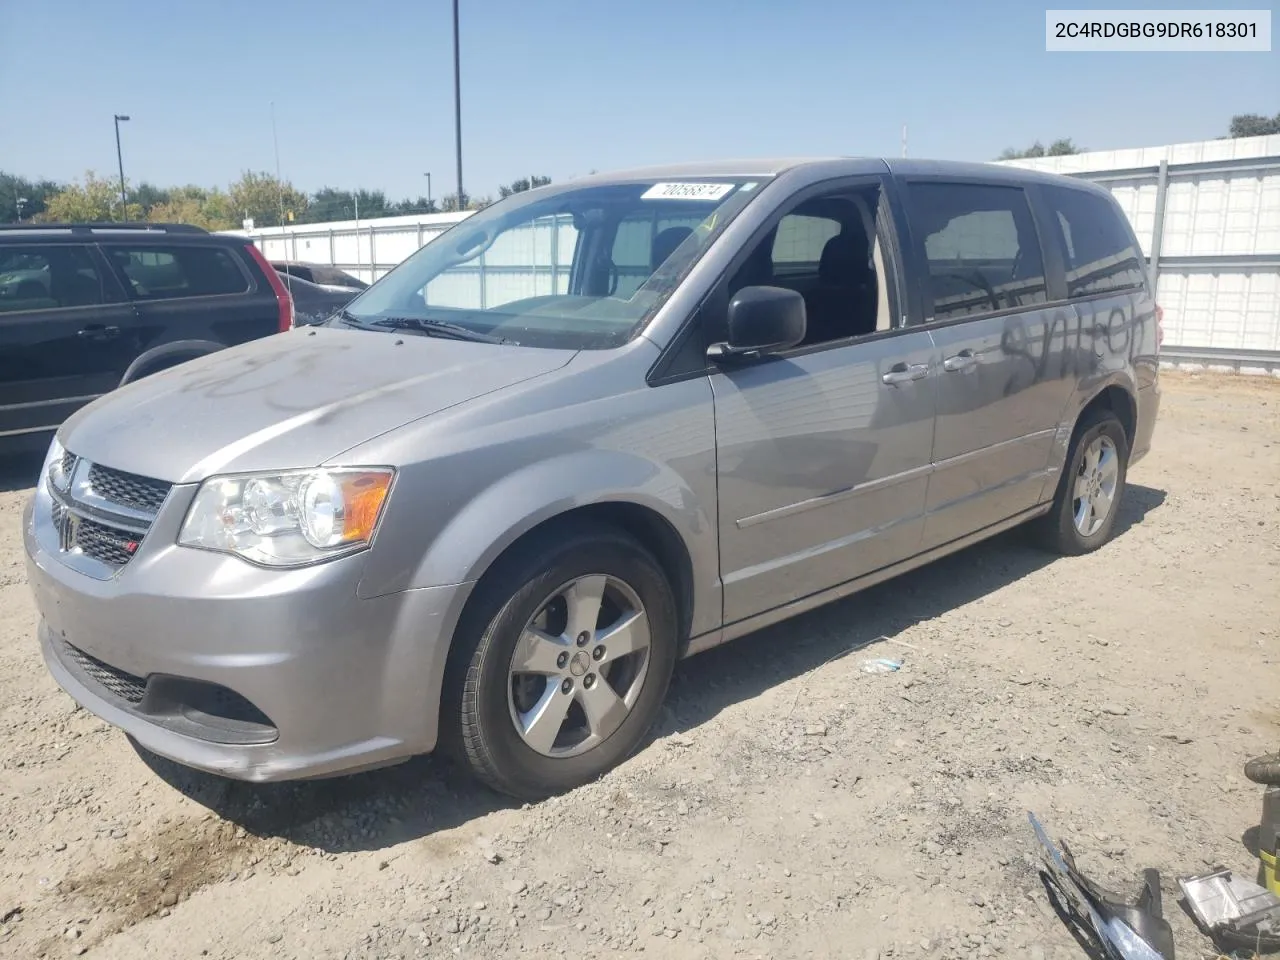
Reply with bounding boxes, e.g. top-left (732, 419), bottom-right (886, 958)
top-left (24, 159), bottom-right (1161, 799)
